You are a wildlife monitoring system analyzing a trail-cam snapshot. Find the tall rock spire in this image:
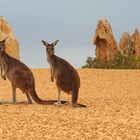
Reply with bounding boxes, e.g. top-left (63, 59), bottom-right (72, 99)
top-left (93, 18), bottom-right (118, 63)
top-left (0, 16), bottom-right (20, 60)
